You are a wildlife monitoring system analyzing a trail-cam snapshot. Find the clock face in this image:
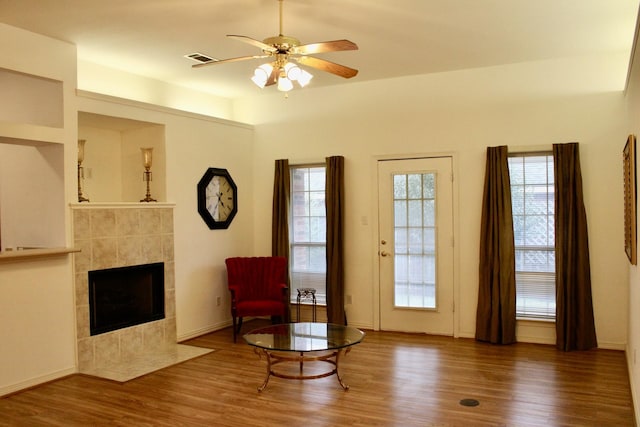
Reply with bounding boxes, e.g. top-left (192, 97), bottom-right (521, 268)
top-left (205, 175), bottom-right (235, 221)
top-left (197, 168), bottom-right (238, 229)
